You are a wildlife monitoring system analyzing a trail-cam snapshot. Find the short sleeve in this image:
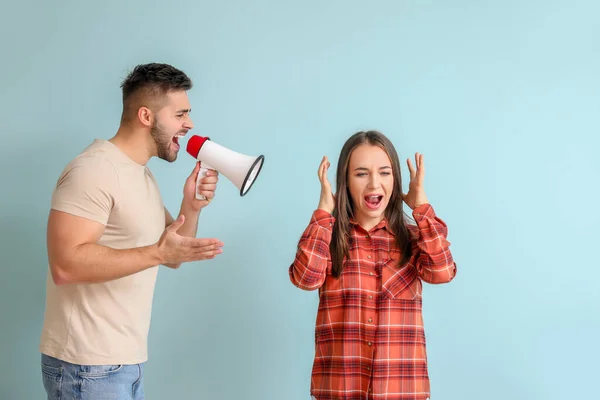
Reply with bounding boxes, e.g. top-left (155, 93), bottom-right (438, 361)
top-left (50, 156), bottom-right (119, 225)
